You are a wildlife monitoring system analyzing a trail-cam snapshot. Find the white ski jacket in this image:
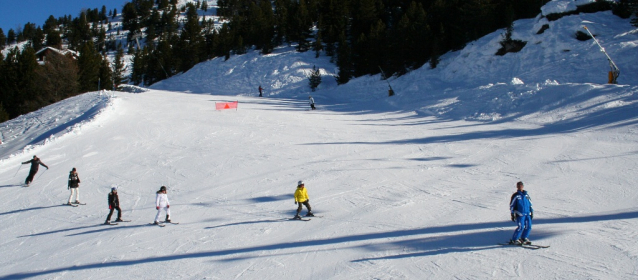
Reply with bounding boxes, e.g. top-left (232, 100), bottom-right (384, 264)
top-left (156, 193), bottom-right (170, 208)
